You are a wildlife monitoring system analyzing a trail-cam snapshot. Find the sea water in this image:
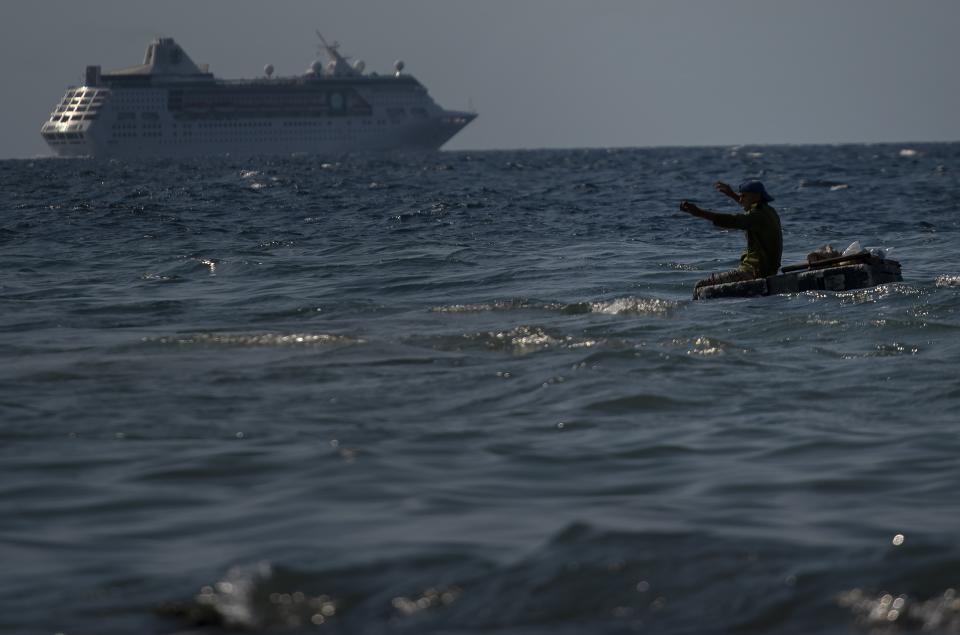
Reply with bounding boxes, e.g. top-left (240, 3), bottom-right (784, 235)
top-left (1, 144), bottom-right (959, 634)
